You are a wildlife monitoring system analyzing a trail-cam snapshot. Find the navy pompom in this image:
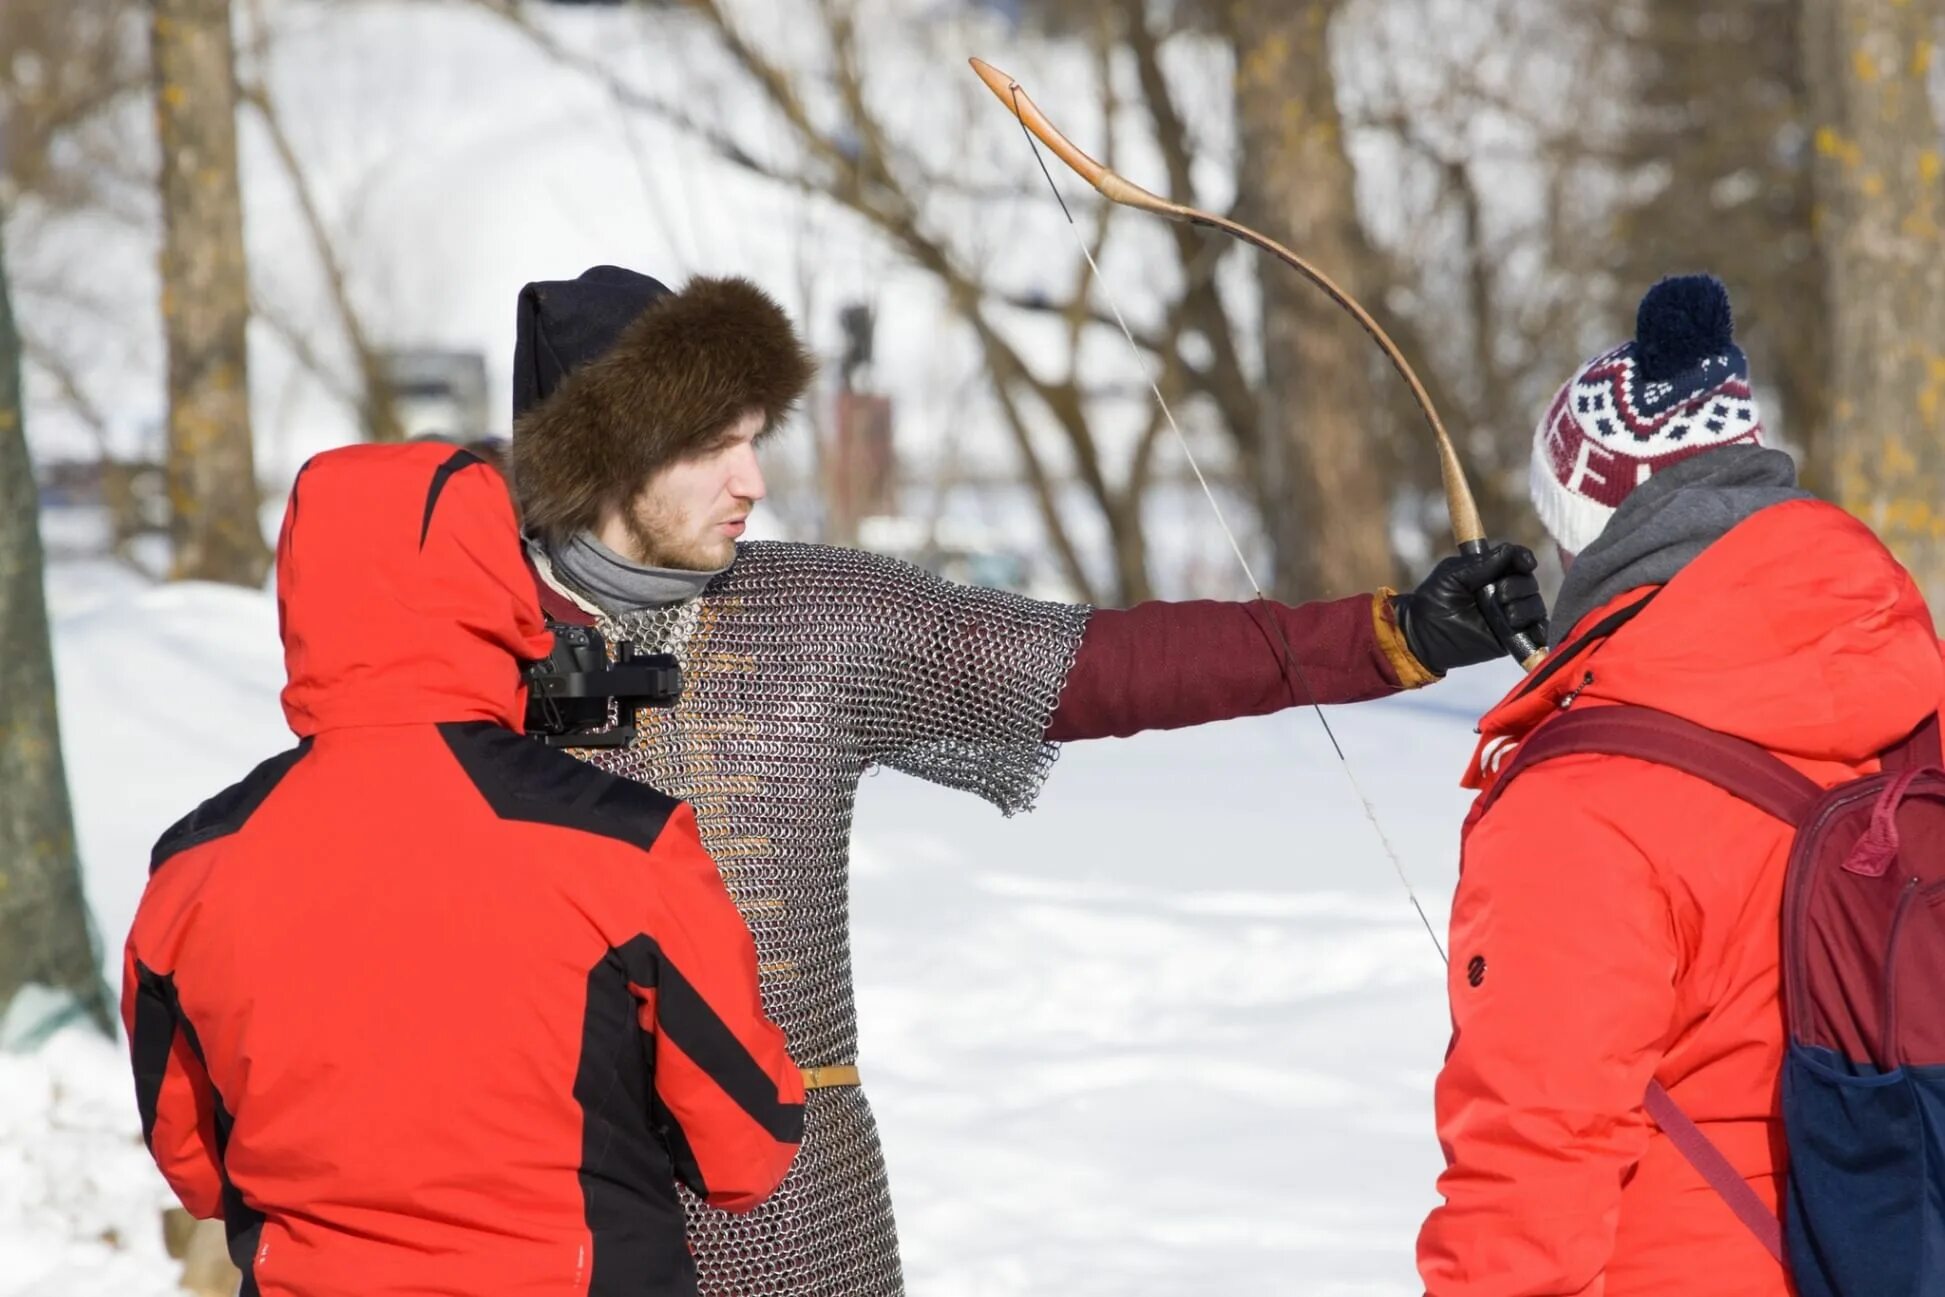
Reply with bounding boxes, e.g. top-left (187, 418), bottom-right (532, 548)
top-left (1633, 274), bottom-right (1734, 382)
